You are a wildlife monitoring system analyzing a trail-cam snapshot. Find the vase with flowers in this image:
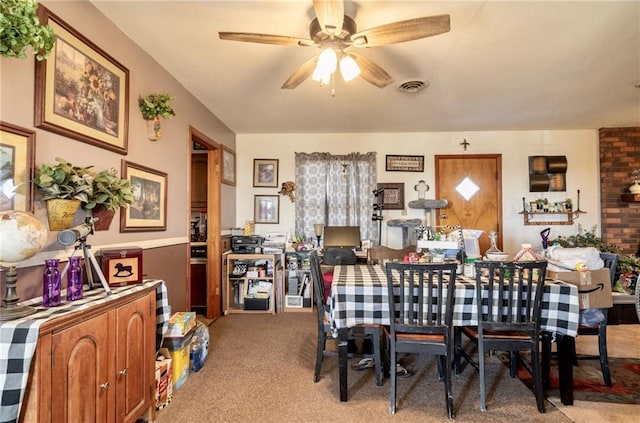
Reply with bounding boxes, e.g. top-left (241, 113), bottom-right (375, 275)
top-left (630, 169), bottom-right (640, 195)
top-left (138, 93), bottom-right (176, 141)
